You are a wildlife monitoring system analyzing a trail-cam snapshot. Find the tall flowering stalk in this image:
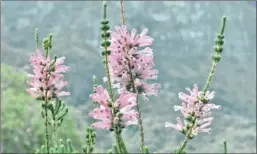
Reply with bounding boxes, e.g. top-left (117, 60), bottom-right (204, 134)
top-left (26, 30), bottom-right (70, 153)
top-left (88, 1), bottom-right (136, 153)
top-left (106, 1), bottom-right (160, 152)
top-left (165, 16), bottom-right (227, 154)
